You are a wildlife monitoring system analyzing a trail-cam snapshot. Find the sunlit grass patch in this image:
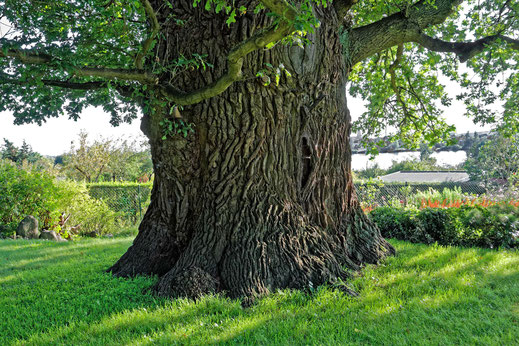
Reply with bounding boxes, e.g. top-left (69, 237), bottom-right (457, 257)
top-left (1, 238), bottom-right (518, 345)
